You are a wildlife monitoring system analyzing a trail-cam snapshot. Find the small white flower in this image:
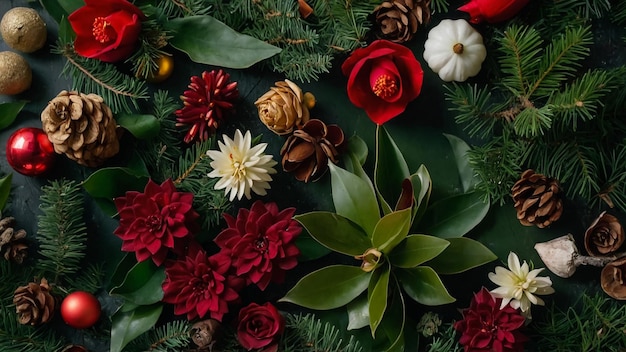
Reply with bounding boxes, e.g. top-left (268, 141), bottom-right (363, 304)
top-left (488, 251), bottom-right (555, 318)
top-left (206, 130), bottom-right (277, 201)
